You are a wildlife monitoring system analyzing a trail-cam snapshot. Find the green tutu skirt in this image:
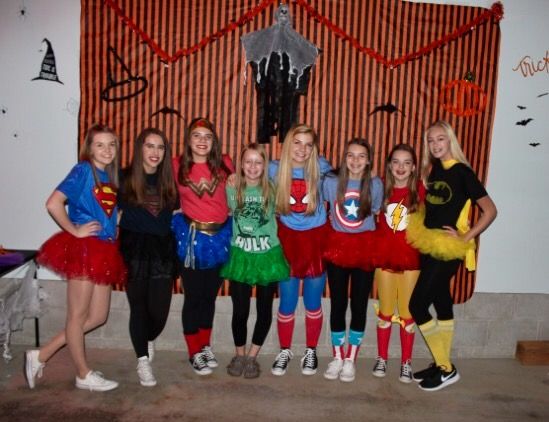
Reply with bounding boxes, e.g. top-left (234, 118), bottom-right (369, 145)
top-left (220, 244), bottom-right (290, 286)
